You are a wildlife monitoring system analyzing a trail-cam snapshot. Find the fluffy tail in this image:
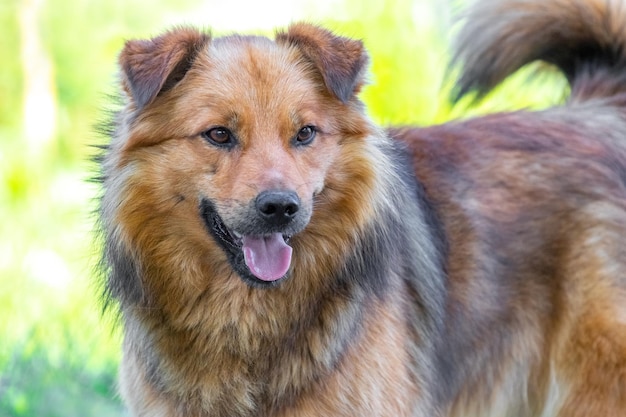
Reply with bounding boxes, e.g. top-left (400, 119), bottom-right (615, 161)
top-left (452, 0), bottom-right (626, 103)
